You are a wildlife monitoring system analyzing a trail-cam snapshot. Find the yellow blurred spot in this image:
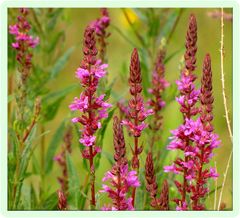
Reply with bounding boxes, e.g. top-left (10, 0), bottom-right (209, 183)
top-left (120, 9), bottom-right (139, 28)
